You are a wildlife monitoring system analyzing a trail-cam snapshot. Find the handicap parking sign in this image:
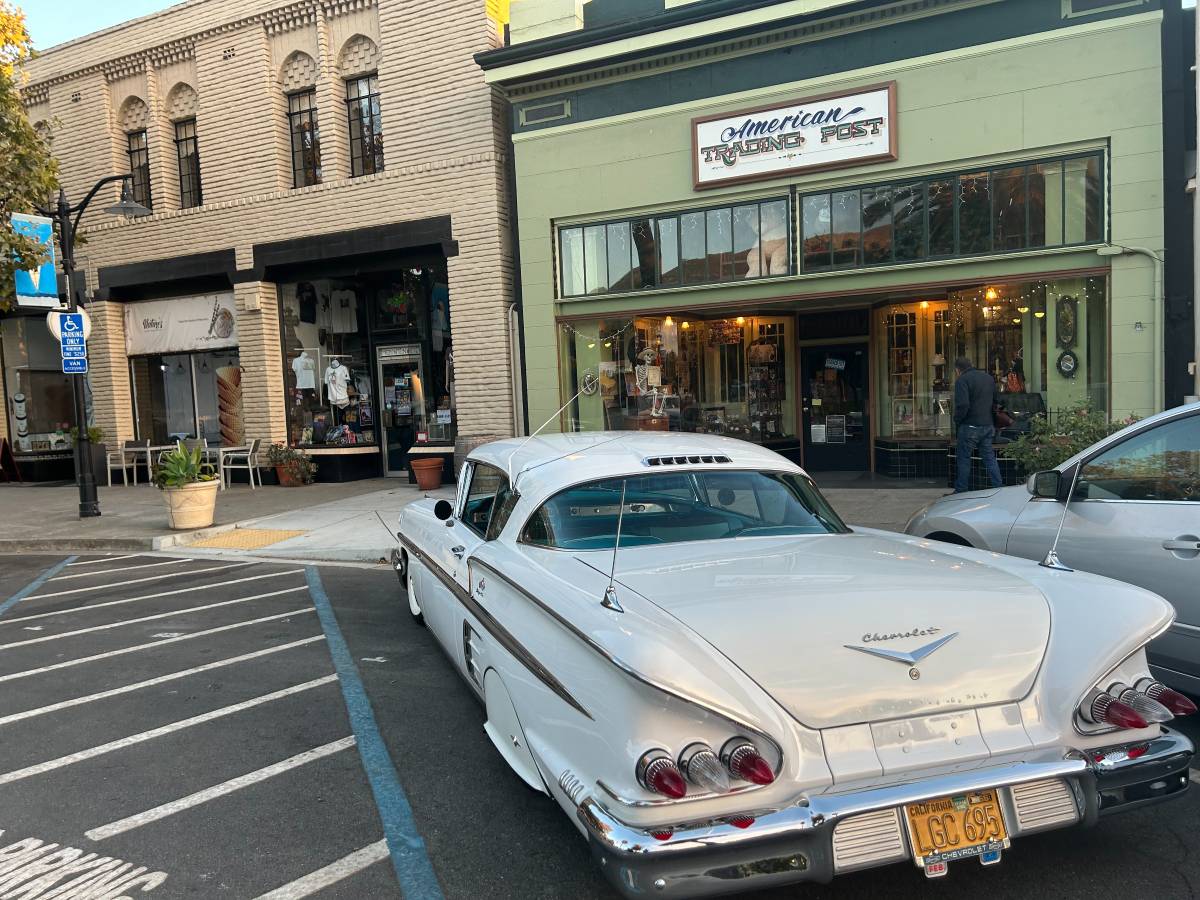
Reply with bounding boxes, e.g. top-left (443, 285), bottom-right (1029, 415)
top-left (62, 357), bottom-right (88, 374)
top-left (58, 313), bottom-right (87, 363)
